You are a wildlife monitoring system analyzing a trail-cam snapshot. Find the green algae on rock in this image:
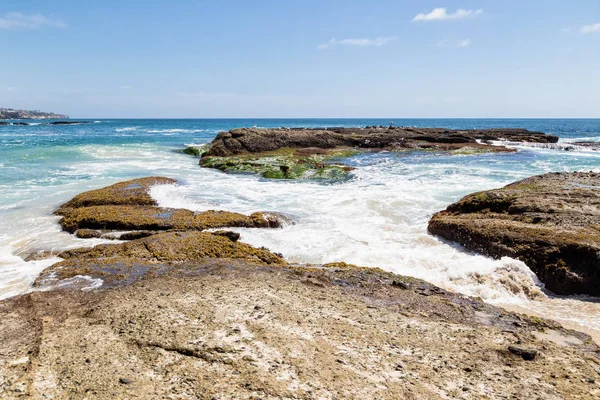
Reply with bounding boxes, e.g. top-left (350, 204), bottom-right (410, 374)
top-left (200, 147), bottom-right (357, 180)
top-left (428, 172), bottom-right (600, 296)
